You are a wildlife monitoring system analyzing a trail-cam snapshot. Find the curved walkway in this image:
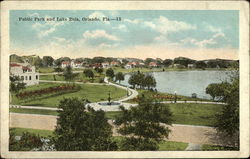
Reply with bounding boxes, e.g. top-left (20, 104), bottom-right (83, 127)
top-left (103, 77), bottom-right (138, 102)
top-left (9, 113), bottom-right (220, 145)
